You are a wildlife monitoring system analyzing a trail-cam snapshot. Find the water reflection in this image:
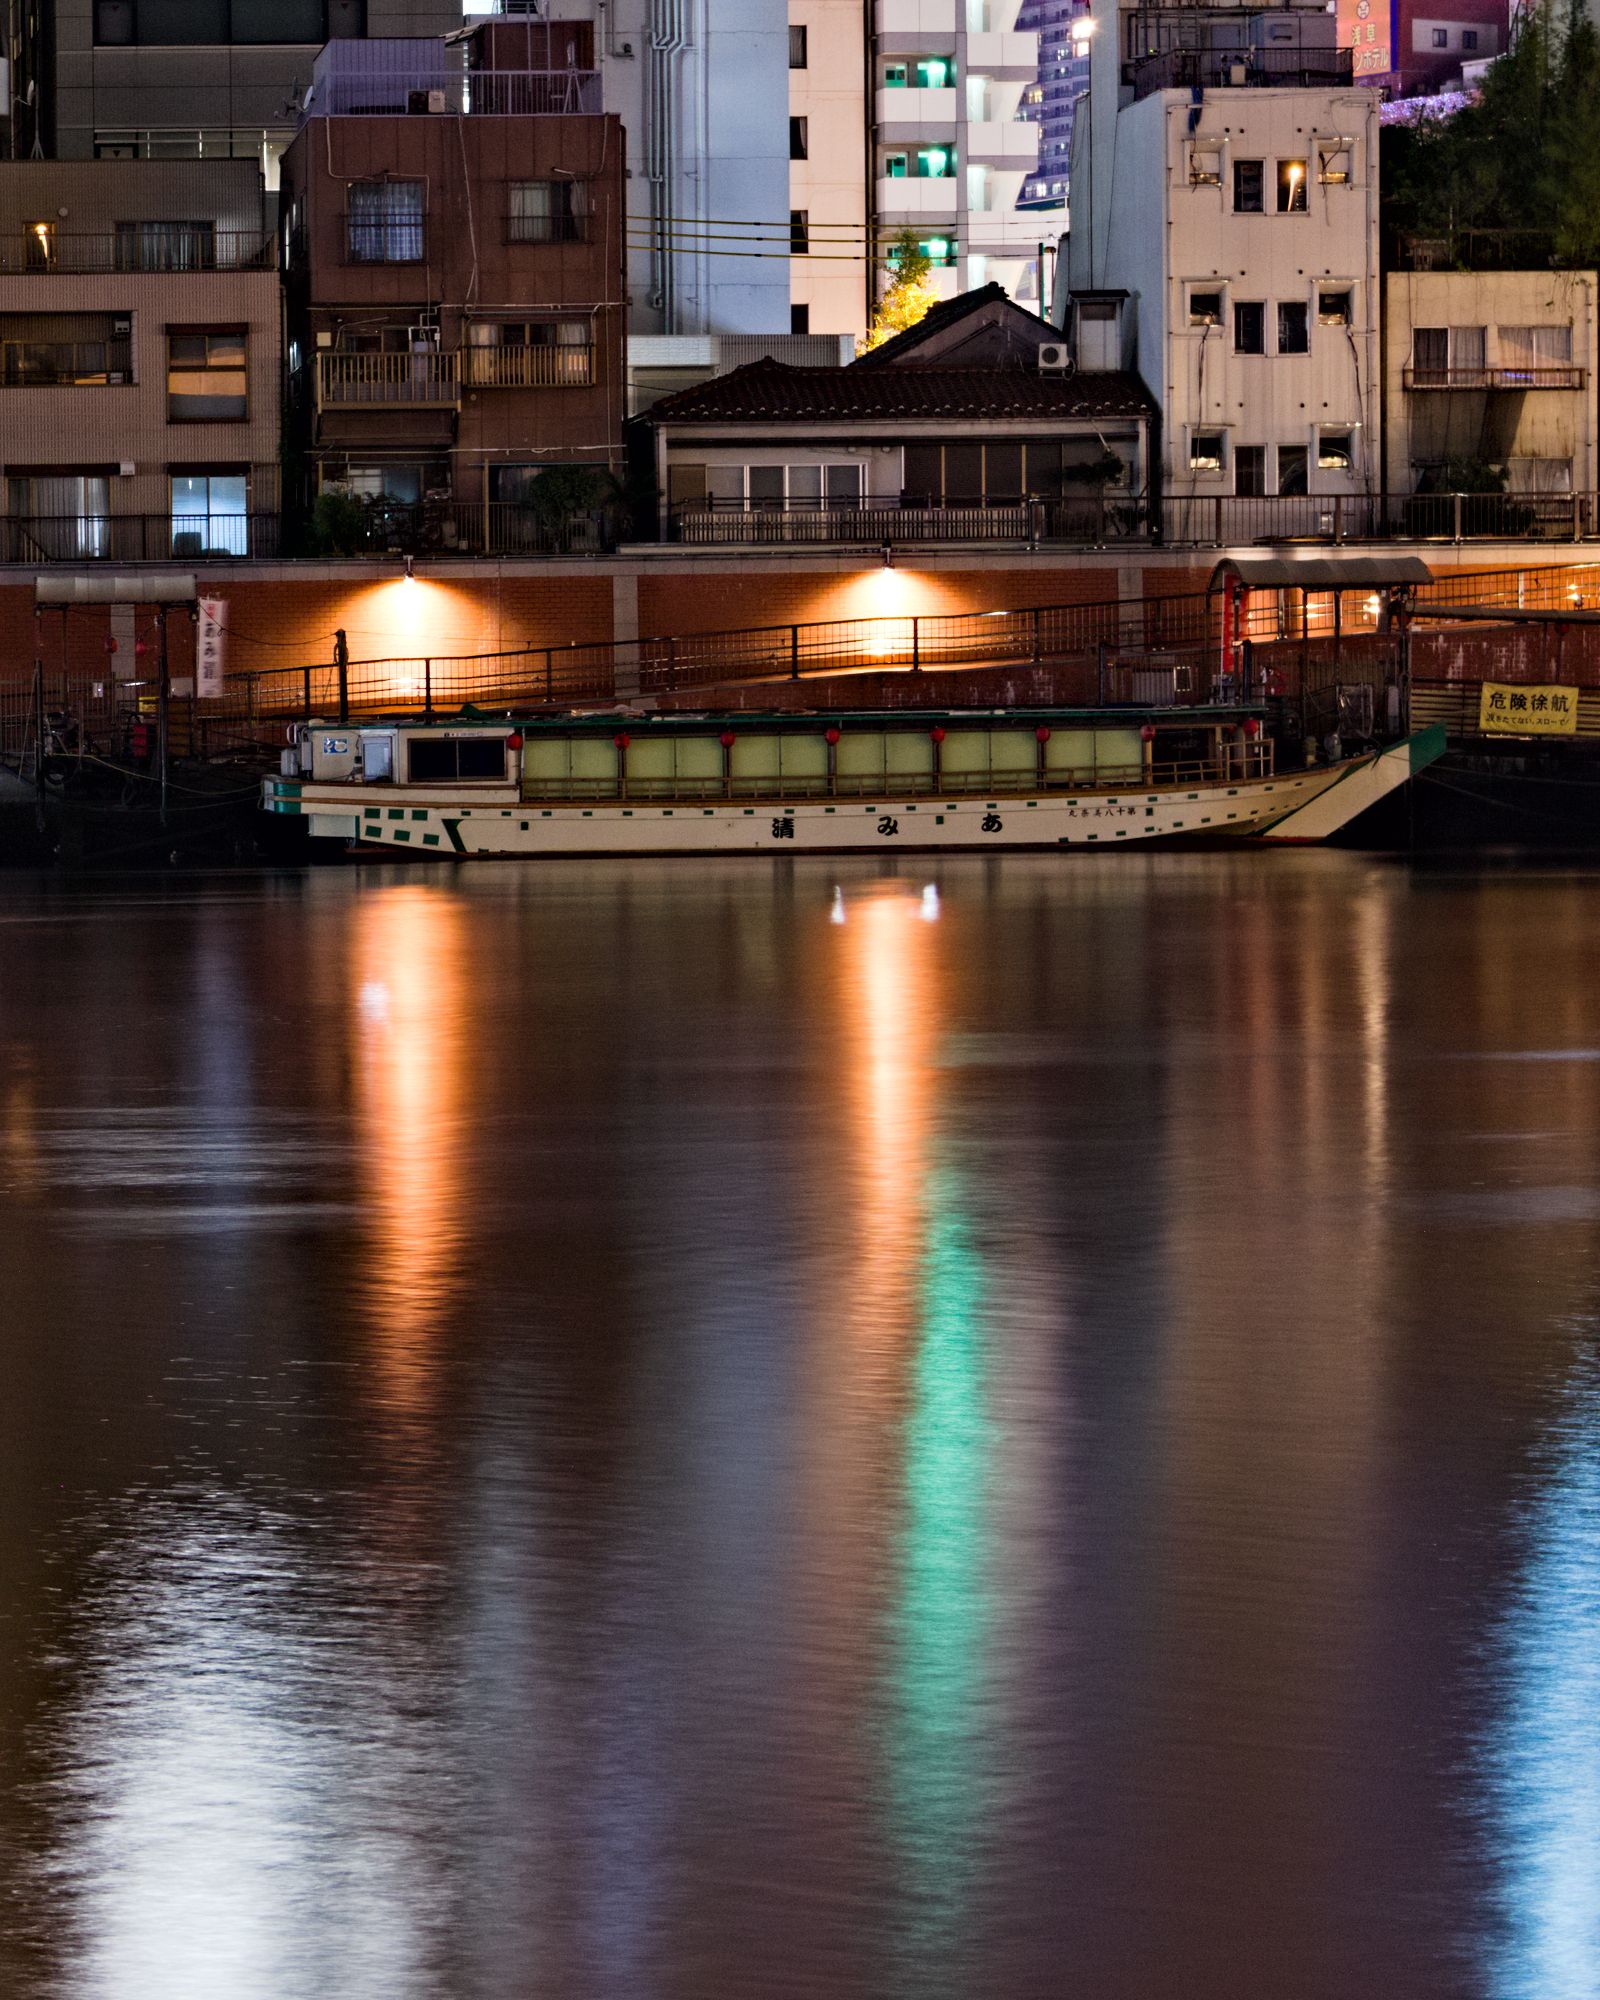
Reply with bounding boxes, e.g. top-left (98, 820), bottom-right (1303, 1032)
top-left (350, 886), bottom-right (471, 1412)
top-left (1487, 1348), bottom-right (1600, 2000)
